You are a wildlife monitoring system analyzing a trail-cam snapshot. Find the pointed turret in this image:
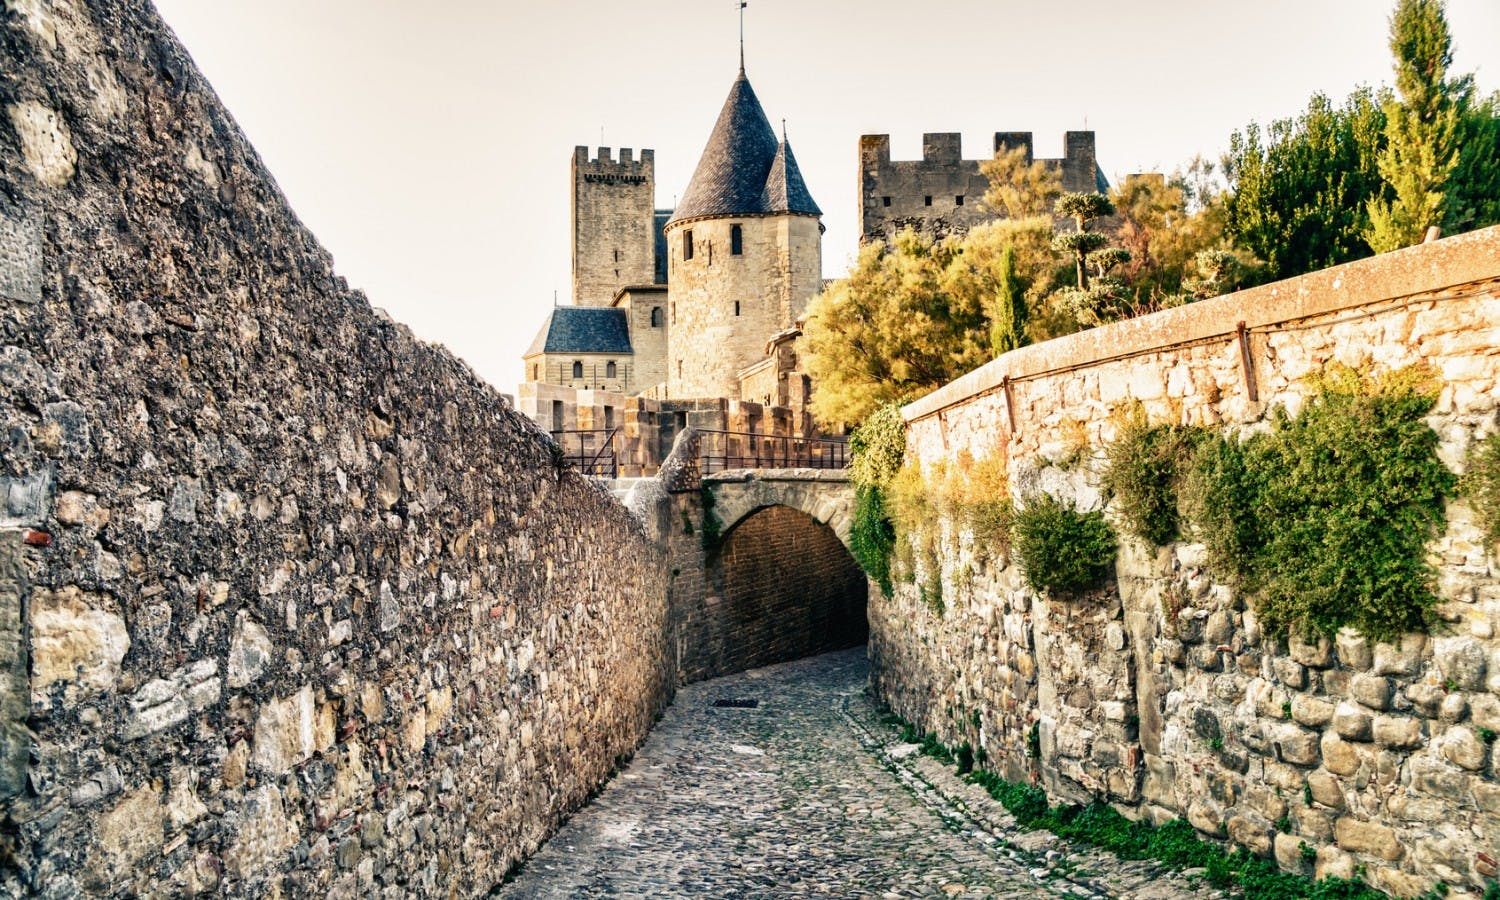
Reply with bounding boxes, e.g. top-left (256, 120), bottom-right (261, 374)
top-left (761, 137), bottom-right (821, 217)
